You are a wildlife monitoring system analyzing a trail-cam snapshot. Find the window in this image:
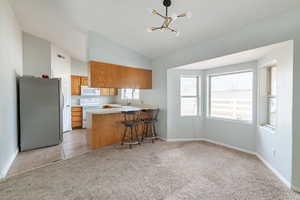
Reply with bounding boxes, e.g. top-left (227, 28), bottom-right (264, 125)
top-left (121, 89), bottom-right (140, 100)
top-left (208, 71), bottom-right (253, 122)
top-left (180, 76), bottom-right (200, 116)
top-left (266, 66), bottom-right (277, 127)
